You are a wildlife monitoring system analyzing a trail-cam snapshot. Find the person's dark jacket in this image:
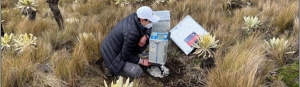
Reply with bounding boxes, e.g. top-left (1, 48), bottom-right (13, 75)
top-left (100, 13), bottom-right (151, 75)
